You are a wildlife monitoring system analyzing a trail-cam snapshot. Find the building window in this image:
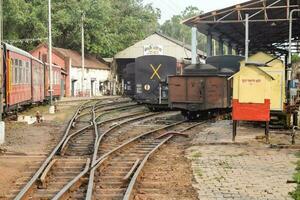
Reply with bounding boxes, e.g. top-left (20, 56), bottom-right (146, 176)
top-left (42, 54), bottom-right (47, 63)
